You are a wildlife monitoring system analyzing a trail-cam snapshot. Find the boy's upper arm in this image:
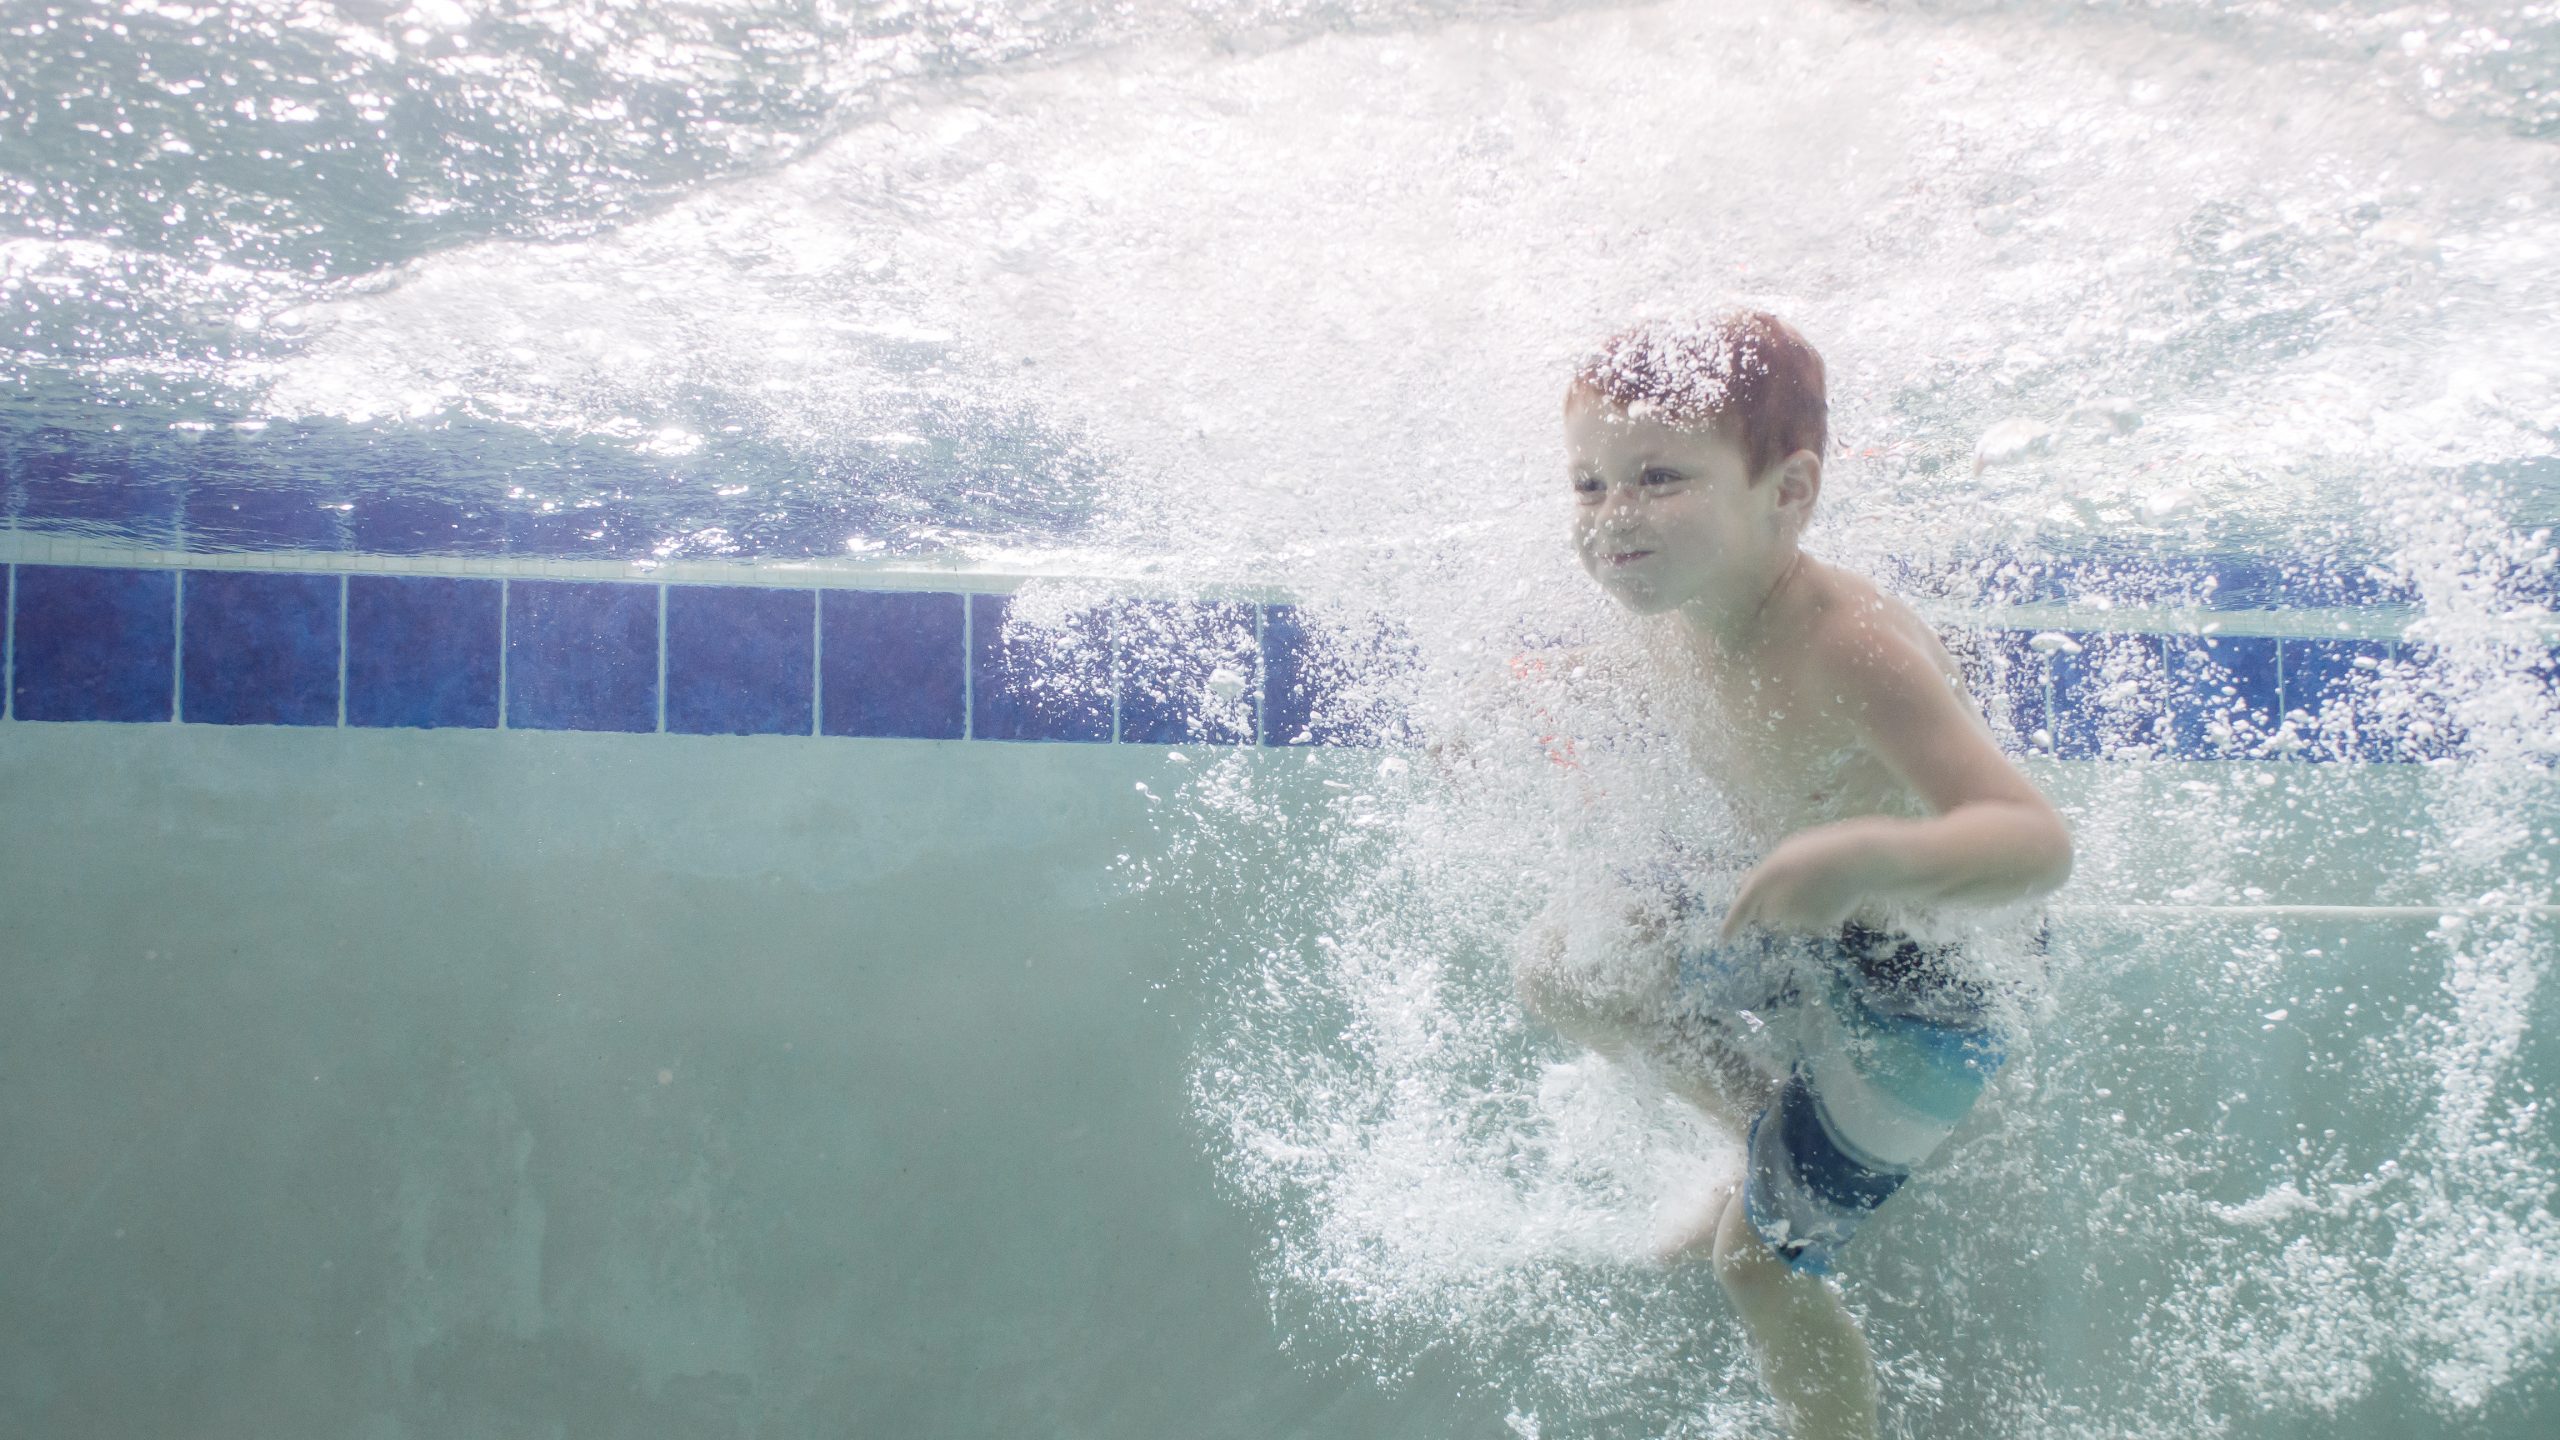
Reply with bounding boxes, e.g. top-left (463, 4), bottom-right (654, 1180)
top-left (1813, 614), bottom-right (2053, 819)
